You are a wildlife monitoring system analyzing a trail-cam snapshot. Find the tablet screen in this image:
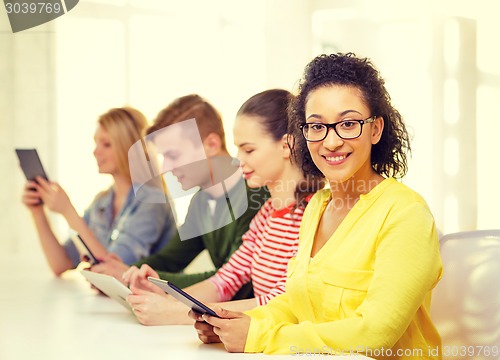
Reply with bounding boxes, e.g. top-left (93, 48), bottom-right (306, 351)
top-left (71, 234), bottom-right (99, 265)
top-left (148, 277), bottom-right (219, 317)
top-left (15, 148), bottom-right (49, 181)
